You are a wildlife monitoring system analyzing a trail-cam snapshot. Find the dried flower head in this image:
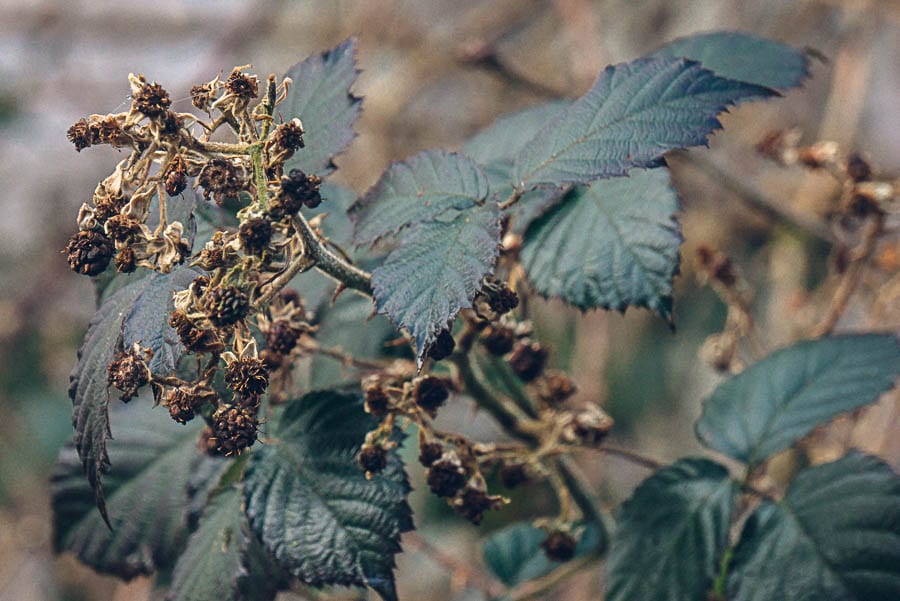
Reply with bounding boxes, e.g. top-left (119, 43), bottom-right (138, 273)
top-left (210, 404), bottom-right (259, 455)
top-left (106, 343), bottom-right (152, 402)
top-left (201, 285), bottom-right (250, 327)
top-left (66, 230), bottom-right (113, 276)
